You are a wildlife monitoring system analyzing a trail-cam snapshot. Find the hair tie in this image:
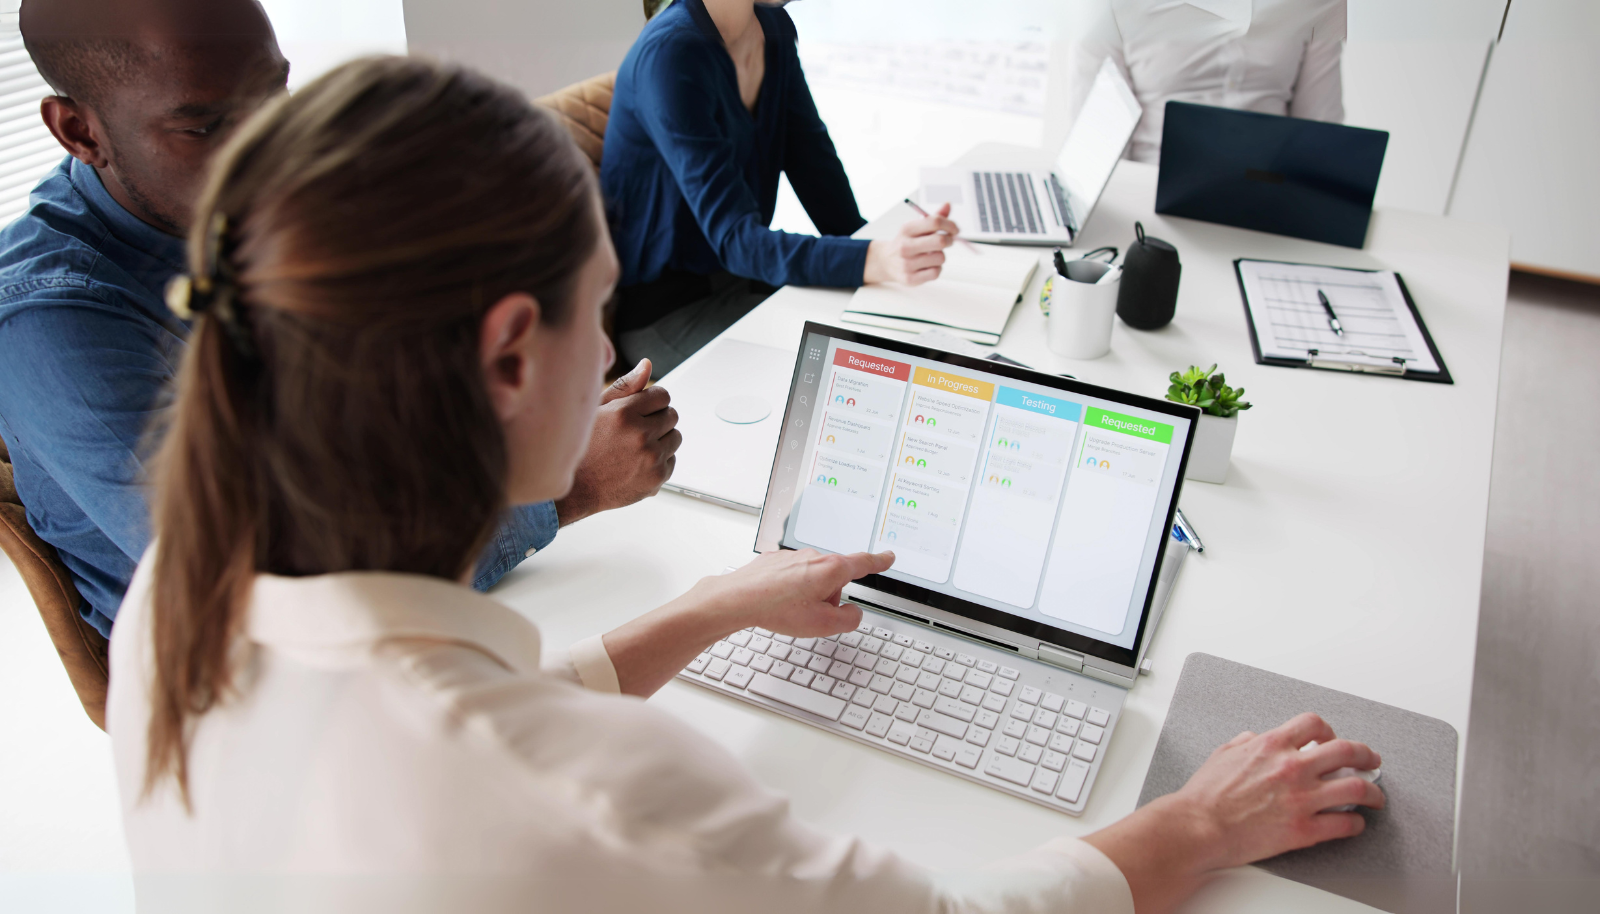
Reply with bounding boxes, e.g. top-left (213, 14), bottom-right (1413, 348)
top-left (164, 214), bottom-right (257, 360)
